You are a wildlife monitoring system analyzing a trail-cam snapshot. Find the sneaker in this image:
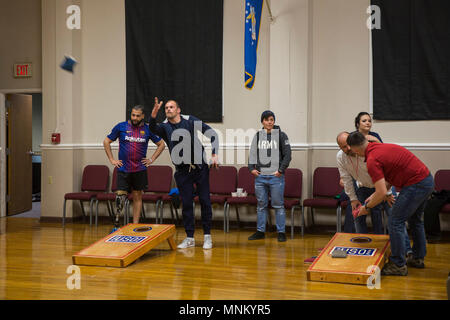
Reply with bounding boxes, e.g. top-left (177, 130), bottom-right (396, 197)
top-left (177, 237), bottom-right (195, 249)
top-left (248, 231), bottom-right (265, 240)
top-left (203, 234), bottom-right (213, 250)
top-left (381, 261), bottom-right (408, 276)
top-left (278, 232), bottom-right (287, 242)
top-left (406, 253), bottom-right (425, 268)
